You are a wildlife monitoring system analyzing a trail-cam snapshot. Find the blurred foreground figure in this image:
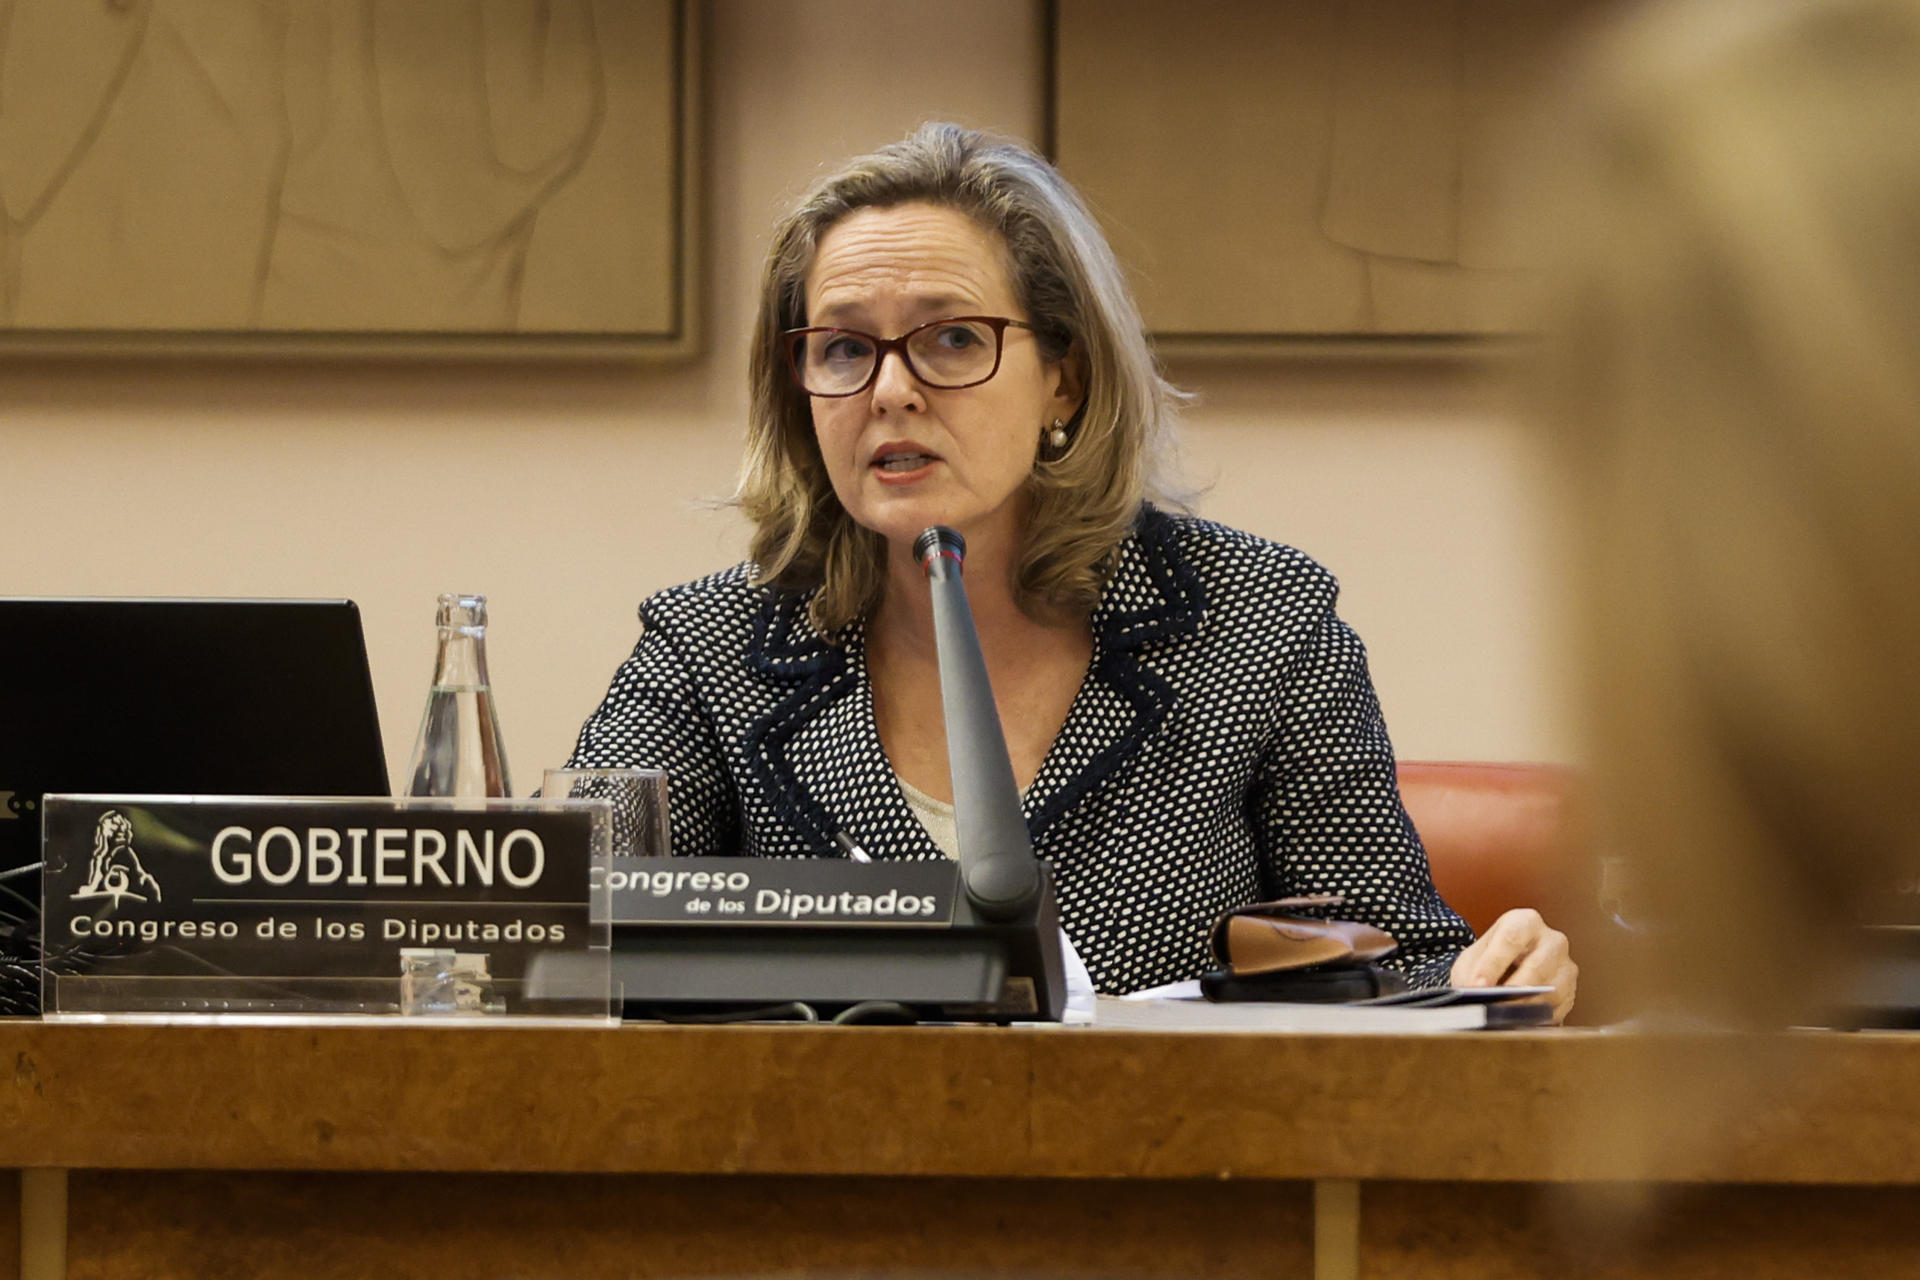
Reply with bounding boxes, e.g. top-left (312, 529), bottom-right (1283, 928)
top-left (1537, 0), bottom-right (1920, 1034)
